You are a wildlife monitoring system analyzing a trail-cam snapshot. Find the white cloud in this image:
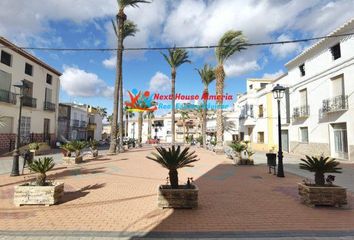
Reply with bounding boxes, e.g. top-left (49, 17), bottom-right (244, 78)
top-left (224, 60), bottom-right (260, 77)
top-left (60, 66), bottom-right (113, 98)
top-left (102, 56), bottom-right (116, 69)
top-left (270, 34), bottom-right (302, 59)
top-left (149, 72), bottom-right (170, 93)
top-left (262, 70), bottom-right (285, 79)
